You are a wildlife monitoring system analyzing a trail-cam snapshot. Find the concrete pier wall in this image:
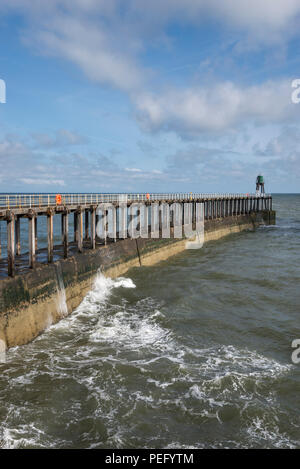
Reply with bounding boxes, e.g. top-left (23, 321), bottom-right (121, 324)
top-left (0, 211), bottom-right (275, 350)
